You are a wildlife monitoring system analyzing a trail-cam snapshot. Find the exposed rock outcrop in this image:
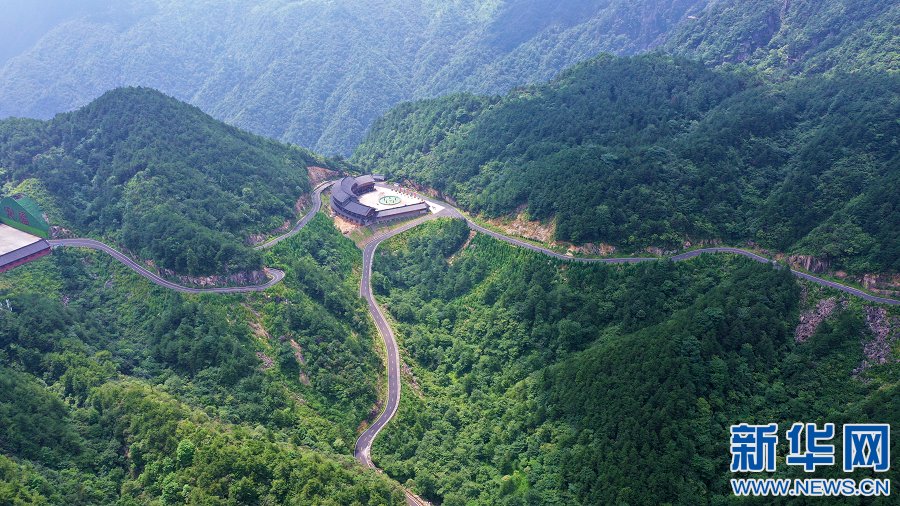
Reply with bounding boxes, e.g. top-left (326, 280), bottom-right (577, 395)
top-left (788, 254), bottom-right (831, 274)
top-left (403, 180), bottom-right (457, 206)
top-left (861, 307), bottom-right (897, 367)
top-left (49, 225), bottom-right (74, 239)
top-left (795, 297), bottom-right (844, 343)
top-left (568, 242), bottom-right (617, 256)
top-left (682, 238), bottom-right (723, 249)
top-left (161, 268), bottom-right (269, 288)
top-left (485, 205), bottom-right (555, 244)
top-left (256, 351), bottom-right (274, 370)
top-left (862, 273), bottom-right (900, 297)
